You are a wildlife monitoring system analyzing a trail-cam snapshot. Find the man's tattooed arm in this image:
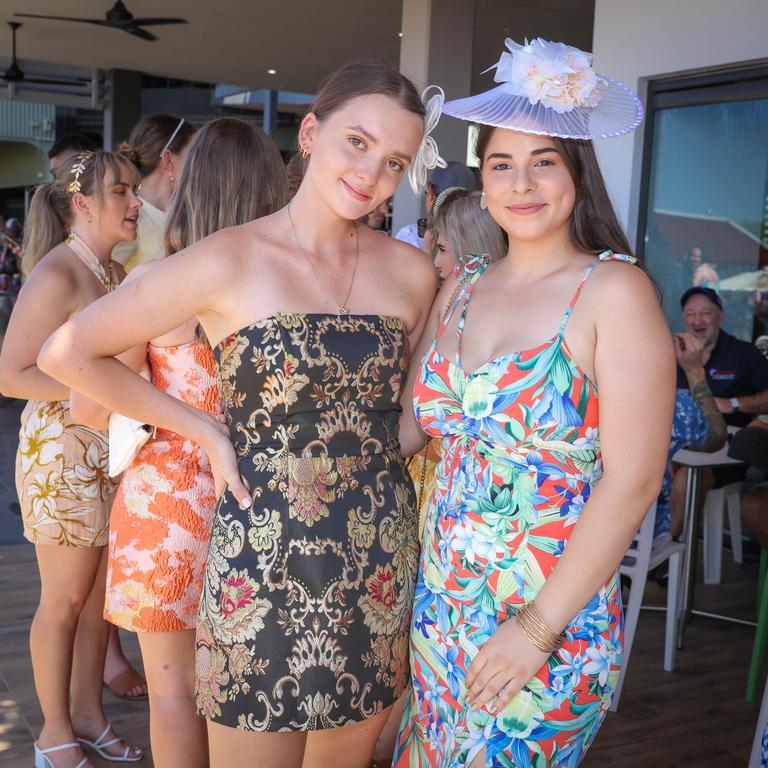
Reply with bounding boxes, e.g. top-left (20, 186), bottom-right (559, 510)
top-left (687, 369), bottom-right (728, 452)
